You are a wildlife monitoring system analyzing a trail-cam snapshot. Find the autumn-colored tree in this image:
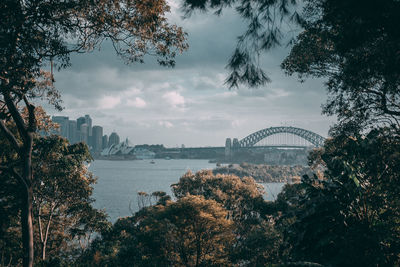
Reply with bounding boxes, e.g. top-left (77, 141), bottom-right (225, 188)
top-left (143, 195), bottom-right (234, 266)
top-left (79, 195), bottom-right (234, 267)
top-left (32, 136), bottom-right (110, 263)
top-left (0, 1), bottom-right (186, 266)
top-left (172, 170), bottom-right (281, 265)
